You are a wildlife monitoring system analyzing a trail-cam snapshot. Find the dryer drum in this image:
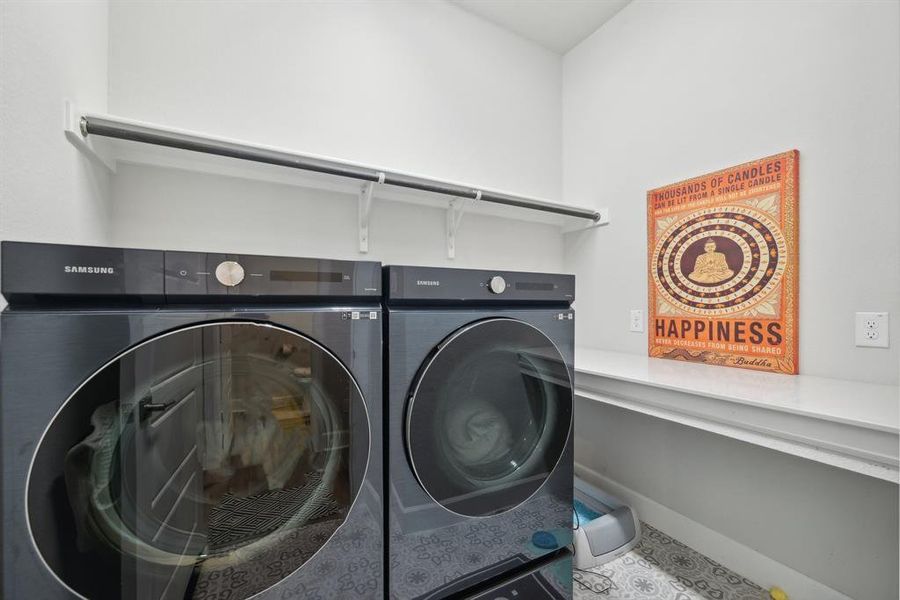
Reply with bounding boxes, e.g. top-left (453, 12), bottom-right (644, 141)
top-left (406, 318), bottom-right (573, 518)
top-left (436, 351), bottom-right (558, 488)
top-left (27, 322), bottom-right (369, 600)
